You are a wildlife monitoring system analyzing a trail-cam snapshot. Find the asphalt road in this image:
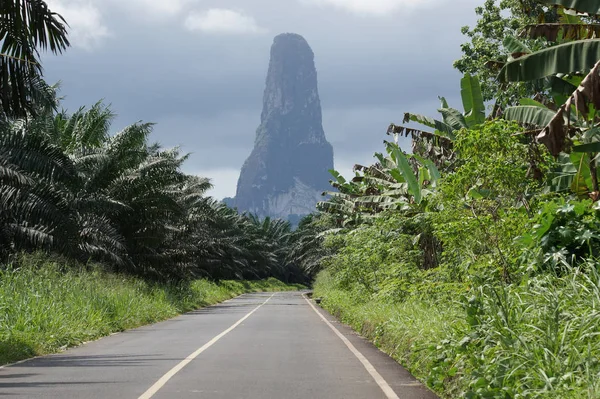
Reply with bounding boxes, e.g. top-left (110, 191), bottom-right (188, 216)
top-left (0, 292), bottom-right (438, 399)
